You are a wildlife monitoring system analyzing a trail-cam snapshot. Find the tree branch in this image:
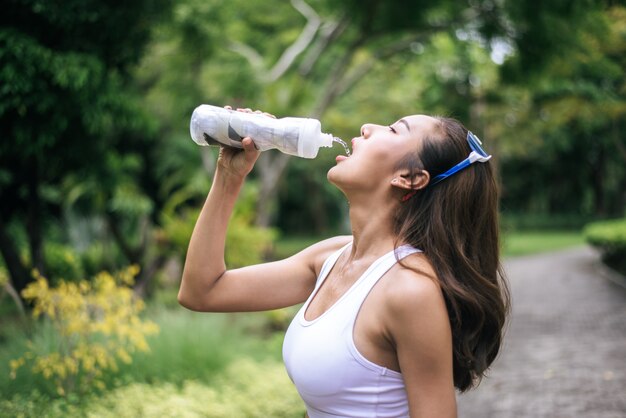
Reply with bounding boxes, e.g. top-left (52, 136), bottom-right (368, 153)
top-left (228, 0), bottom-right (322, 82)
top-left (266, 0), bottom-right (321, 82)
top-left (311, 35), bottom-right (369, 118)
top-left (335, 35), bottom-right (426, 97)
top-left (298, 15), bottom-right (350, 76)
top-left (228, 41), bottom-right (265, 71)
